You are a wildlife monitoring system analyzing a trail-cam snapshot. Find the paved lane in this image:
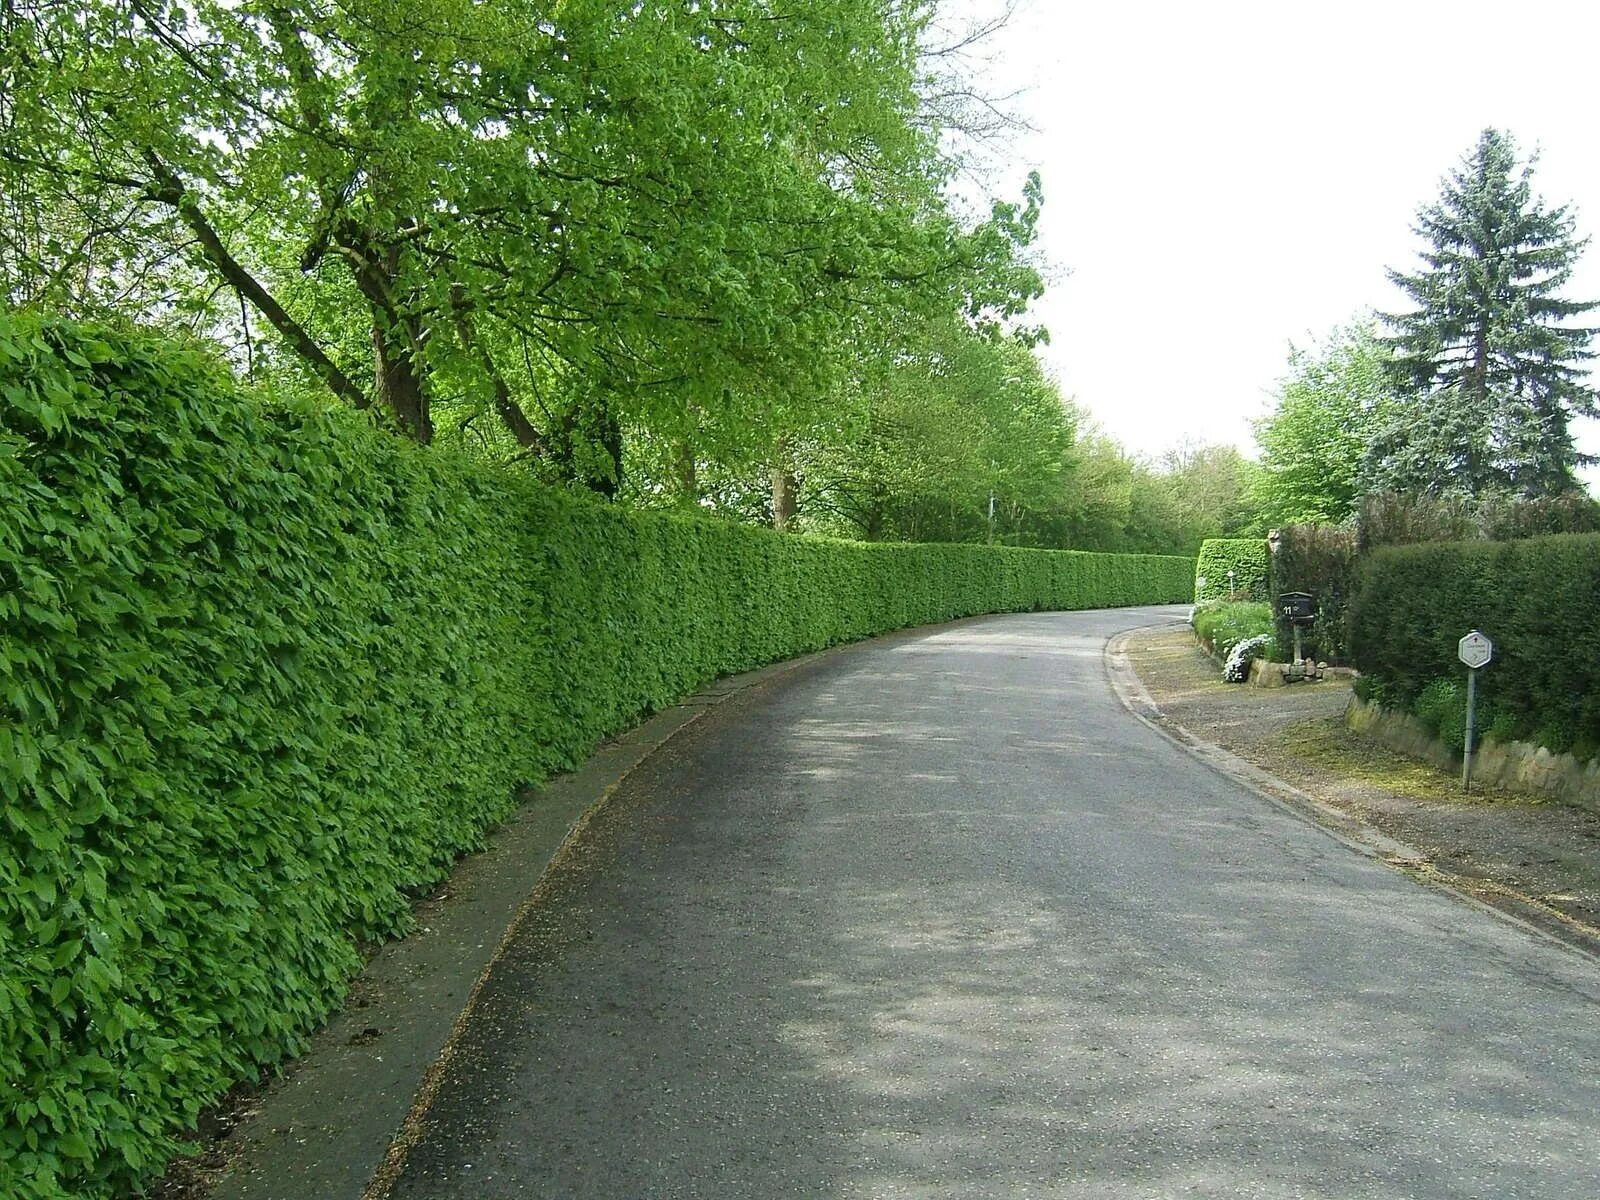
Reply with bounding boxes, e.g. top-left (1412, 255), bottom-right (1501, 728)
top-left (390, 607), bottom-right (1600, 1199)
